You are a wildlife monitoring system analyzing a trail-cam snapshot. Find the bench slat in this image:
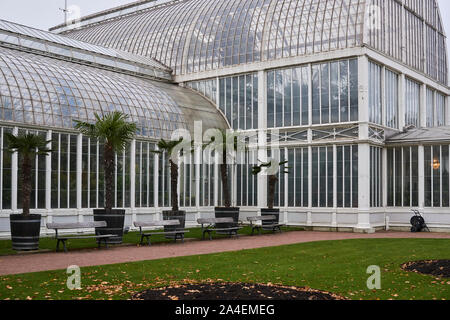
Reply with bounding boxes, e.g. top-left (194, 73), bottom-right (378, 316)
top-left (211, 227), bottom-right (242, 231)
top-left (134, 220), bottom-right (181, 227)
top-left (197, 218), bottom-right (234, 224)
top-left (57, 234), bottom-right (115, 240)
top-left (247, 215), bottom-right (277, 221)
top-left (47, 221), bottom-right (107, 229)
top-left (141, 230), bottom-right (189, 235)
